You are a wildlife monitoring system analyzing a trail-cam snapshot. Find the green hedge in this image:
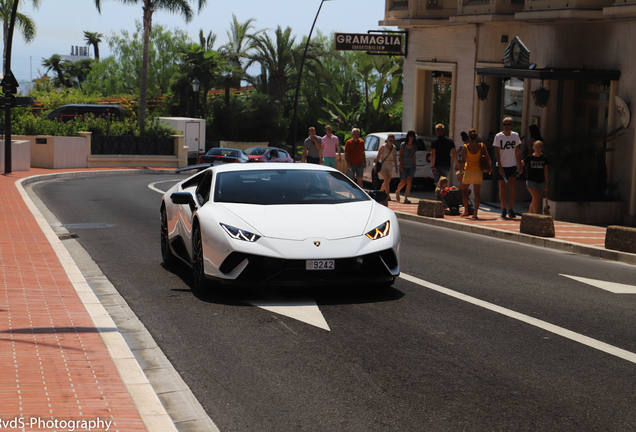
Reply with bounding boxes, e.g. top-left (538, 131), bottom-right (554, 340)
top-left (11, 112), bottom-right (178, 138)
